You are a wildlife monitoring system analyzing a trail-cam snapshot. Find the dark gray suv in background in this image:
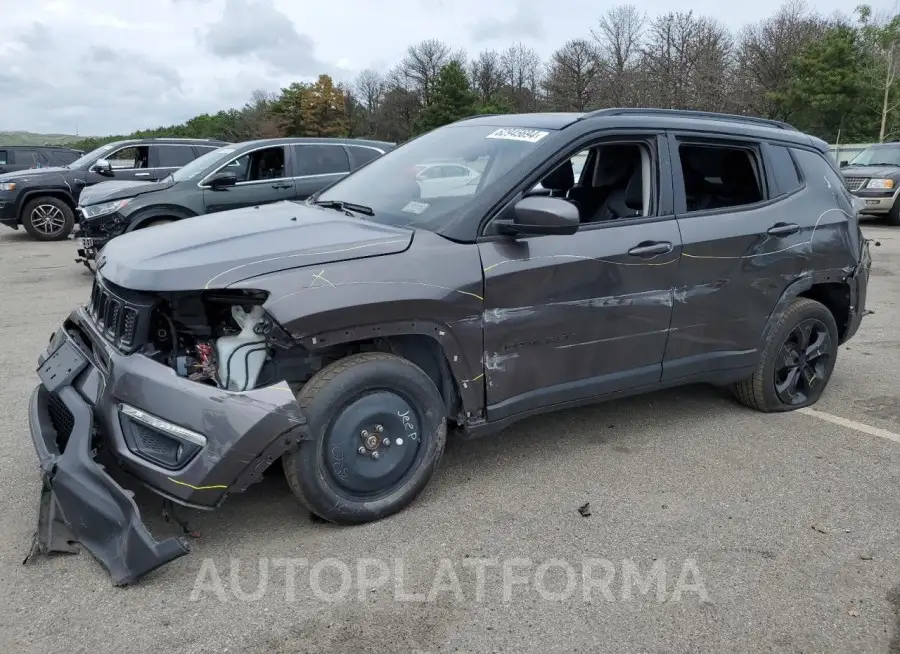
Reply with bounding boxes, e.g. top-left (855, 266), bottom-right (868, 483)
top-left (0, 137), bottom-right (228, 240)
top-left (26, 109), bottom-right (871, 585)
top-left (74, 136), bottom-right (394, 267)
